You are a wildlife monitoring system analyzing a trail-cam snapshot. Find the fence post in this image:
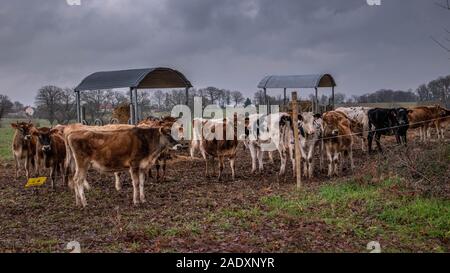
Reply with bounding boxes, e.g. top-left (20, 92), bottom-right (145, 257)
top-left (291, 92), bottom-right (302, 189)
